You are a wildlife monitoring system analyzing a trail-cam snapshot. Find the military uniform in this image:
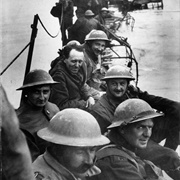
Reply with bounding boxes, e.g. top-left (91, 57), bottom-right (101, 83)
top-left (90, 85), bottom-right (180, 179)
top-left (17, 100), bottom-right (59, 161)
top-left (88, 131), bottom-right (166, 180)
